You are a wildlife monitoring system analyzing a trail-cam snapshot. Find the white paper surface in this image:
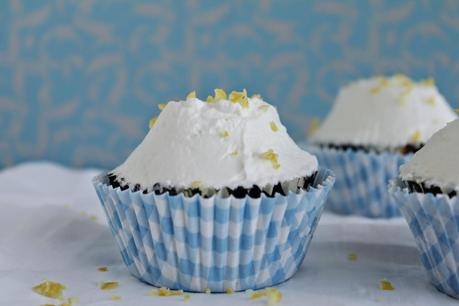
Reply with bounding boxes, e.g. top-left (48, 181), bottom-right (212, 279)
top-left (0, 162), bottom-right (456, 306)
